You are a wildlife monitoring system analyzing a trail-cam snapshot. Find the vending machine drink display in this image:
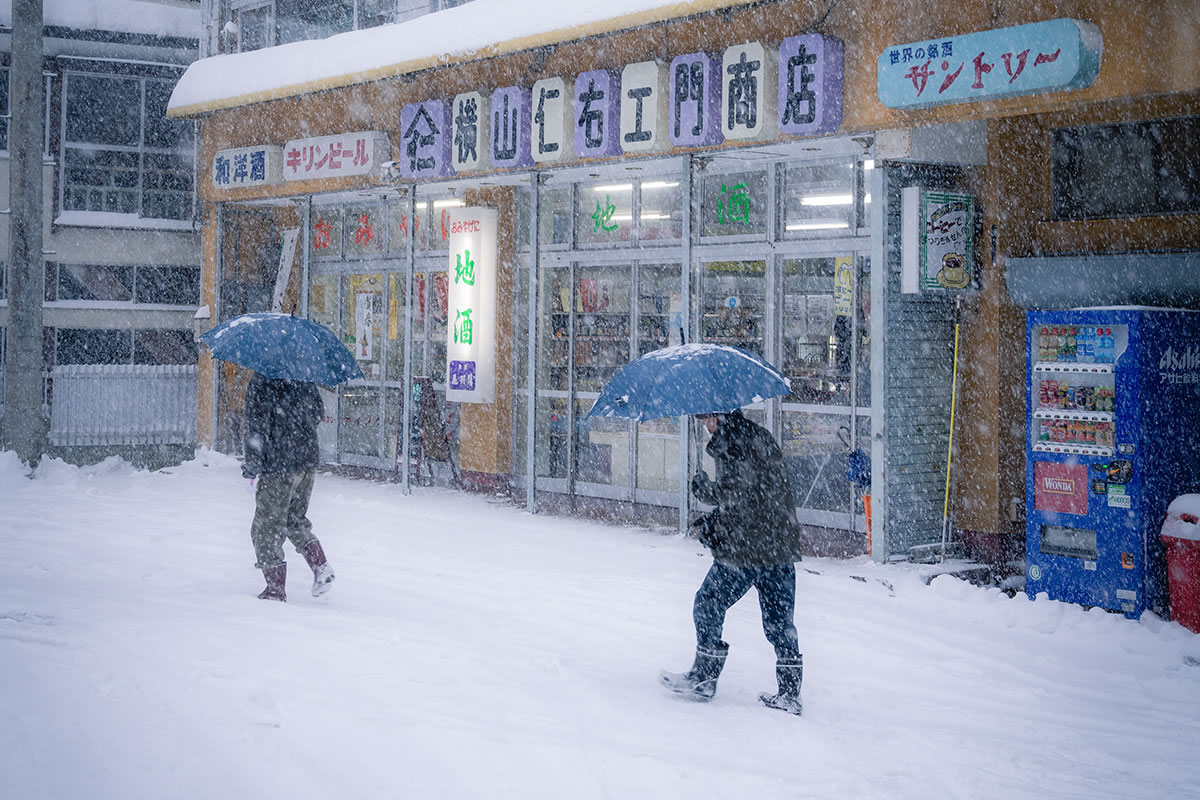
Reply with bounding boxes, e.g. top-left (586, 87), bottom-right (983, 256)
top-left (1025, 309), bottom-right (1200, 618)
